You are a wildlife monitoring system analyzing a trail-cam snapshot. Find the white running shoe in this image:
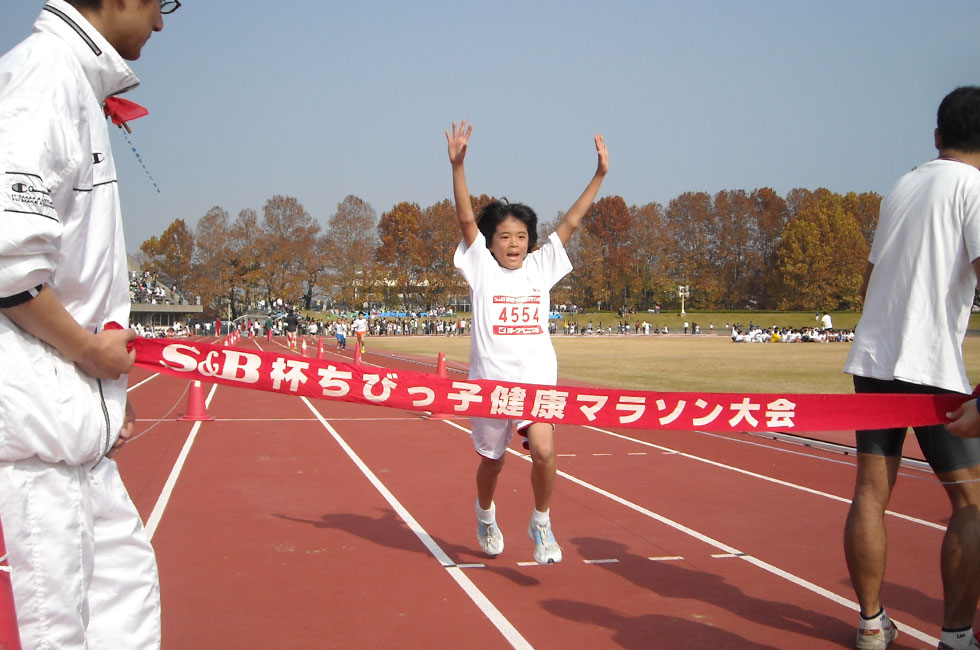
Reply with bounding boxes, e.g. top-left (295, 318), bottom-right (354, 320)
top-left (527, 520), bottom-right (562, 564)
top-left (856, 611), bottom-right (898, 650)
top-left (477, 519), bottom-right (504, 556)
